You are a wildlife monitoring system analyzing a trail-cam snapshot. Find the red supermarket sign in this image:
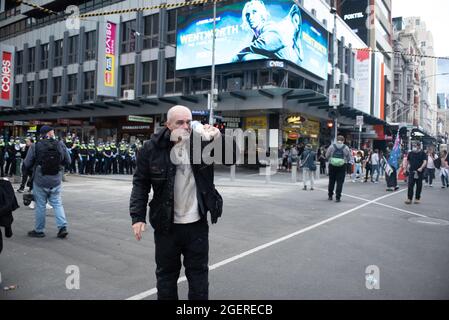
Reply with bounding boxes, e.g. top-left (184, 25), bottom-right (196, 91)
top-left (1, 51), bottom-right (12, 101)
